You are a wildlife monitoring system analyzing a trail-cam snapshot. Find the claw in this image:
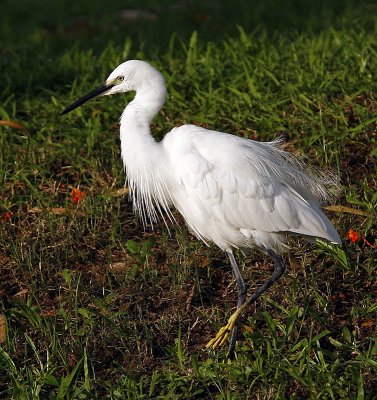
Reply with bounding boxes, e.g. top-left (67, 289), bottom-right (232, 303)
top-left (206, 304), bottom-right (247, 350)
top-left (206, 322), bottom-right (234, 349)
